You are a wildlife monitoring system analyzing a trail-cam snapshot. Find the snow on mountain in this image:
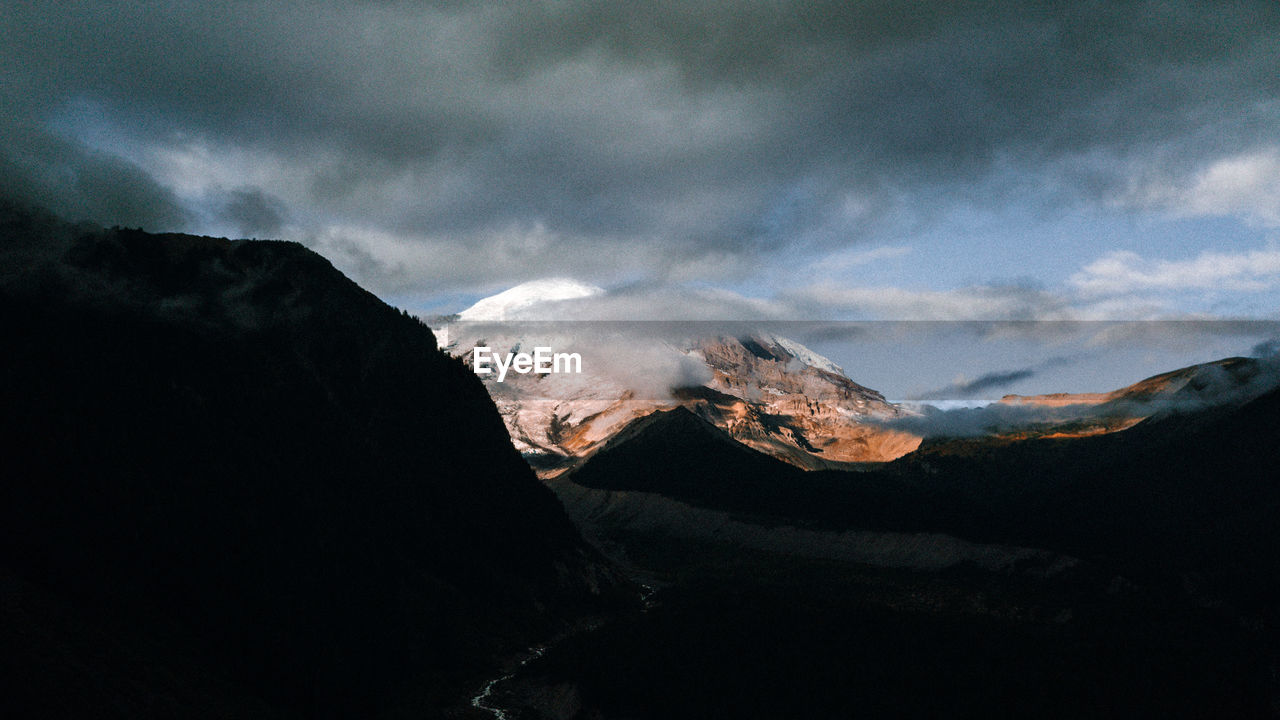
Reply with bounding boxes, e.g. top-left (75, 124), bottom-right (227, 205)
top-left (457, 278), bottom-right (603, 321)
top-left (759, 332), bottom-right (845, 376)
top-left (690, 334), bottom-right (920, 467)
top-left (442, 281), bottom-right (921, 470)
top-left (447, 281), bottom-right (1280, 461)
